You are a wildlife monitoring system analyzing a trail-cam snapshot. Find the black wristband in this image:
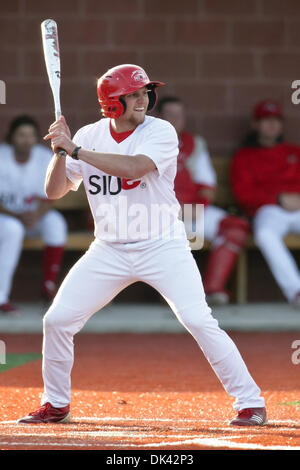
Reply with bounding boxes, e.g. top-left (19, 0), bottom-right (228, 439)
top-left (71, 146), bottom-right (81, 160)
